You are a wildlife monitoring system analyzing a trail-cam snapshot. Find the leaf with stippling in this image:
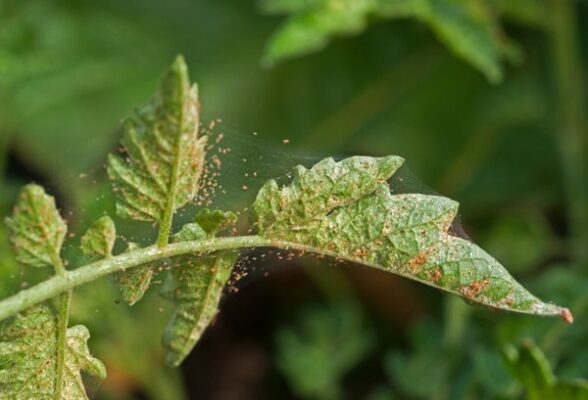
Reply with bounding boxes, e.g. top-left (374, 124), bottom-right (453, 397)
top-left (253, 156), bottom-right (570, 319)
top-left (113, 266), bottom-right (154, 306)
top-left (107, 55), bottom-right (207, 224)
top-left (80, 216), bottom-right (116, 258)
top-left (194, 209), bottom-right (237, 236)
top-left (503, 342), bottom-right (588, 400)
top-left (160, 222), bottom-right (237, 366)
top-left (254, 156), bottom-right (404, 235)
top-left (0, 305), bottom-right (106, 399)
top-left (262, 0), bottom-right (518, 82)
top-left (112, 218), bottom-right (225, 307)
top-left (171, 222), bottom-right (207, 243)
top-left (112, 242), bottom-right (154, 306)
top-left (161, 251), bottom-right (237, 366)
top-left (5, 184), bottom-right (66, 269)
